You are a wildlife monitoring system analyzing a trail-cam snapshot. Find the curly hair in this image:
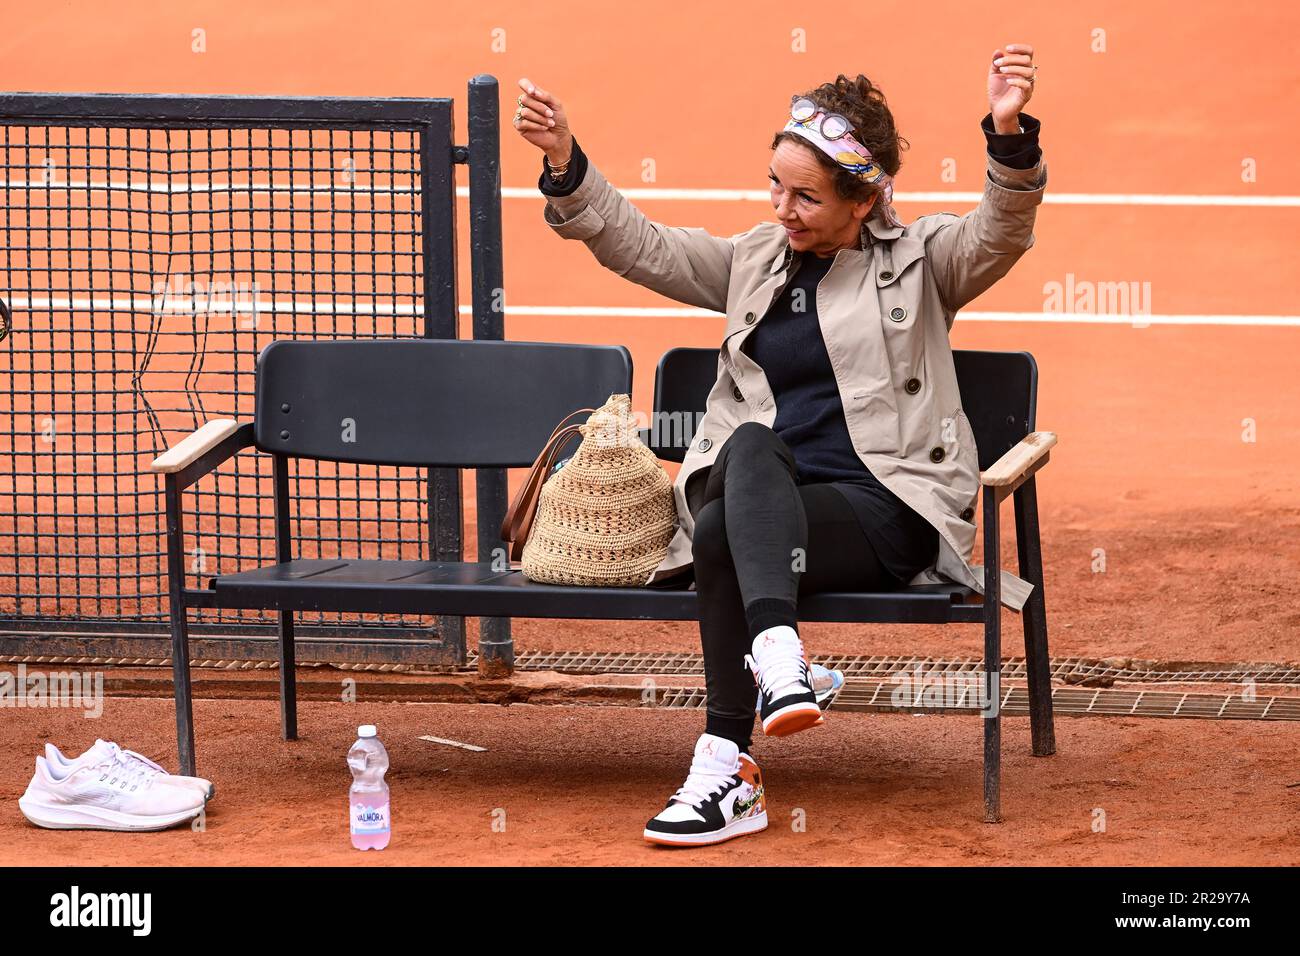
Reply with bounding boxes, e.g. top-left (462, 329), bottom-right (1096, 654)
top-left (770, 73), bottom-right (910, 204)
